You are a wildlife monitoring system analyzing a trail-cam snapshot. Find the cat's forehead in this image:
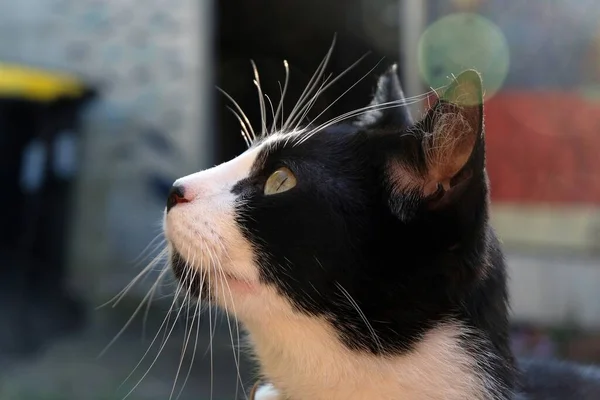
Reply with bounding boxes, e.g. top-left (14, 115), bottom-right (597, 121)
top-left (186, 124), bottom-right (362, 192)
top-left (251, 124), bottom-right (362, 168)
